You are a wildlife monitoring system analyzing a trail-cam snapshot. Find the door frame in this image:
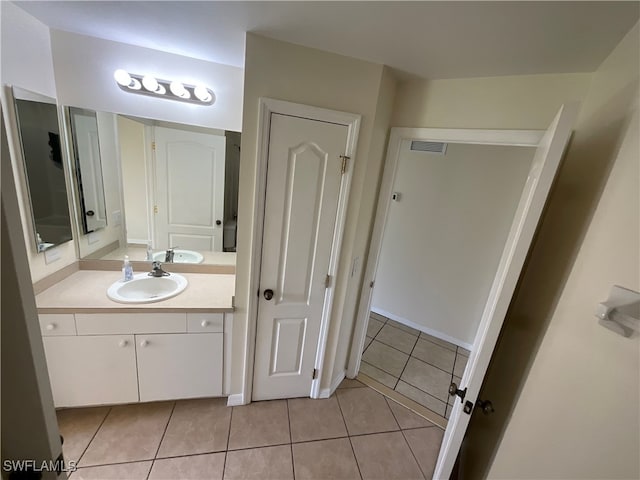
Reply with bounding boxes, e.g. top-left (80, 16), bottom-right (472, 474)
top-left (244, 98), bottom-right (361, 403)
top-left (347, 126), bottom-right (544, 378)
